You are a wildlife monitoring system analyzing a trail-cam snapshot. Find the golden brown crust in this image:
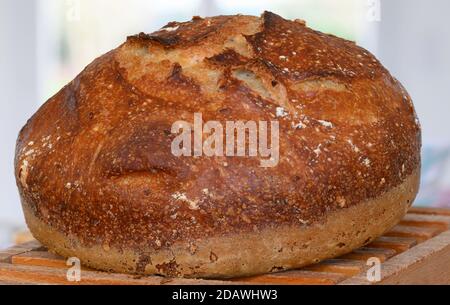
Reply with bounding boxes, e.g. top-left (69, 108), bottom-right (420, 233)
top-left (15, 12), bottom-right (421, 277)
